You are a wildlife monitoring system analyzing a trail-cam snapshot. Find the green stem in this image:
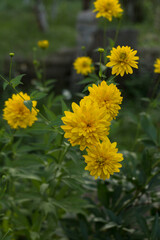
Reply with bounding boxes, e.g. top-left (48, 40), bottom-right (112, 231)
top-left (113, 17), bottom-right (122, 47)
top-left (99, 52), bottom-right (102, 80)
top-left (107, 75), bottom-right (116, 83)
top-left (117, 190), bottom-right (140, 215)
top-left (103, 20), bottom-right (107, 49)
top-left (145, 170), bottom-right (160, 187)
top-left (151, 75), bottom-right (160, 100)
top-left (42, 50), bottom-right (47, 84)
top-left (1, 229), bottom-right (12, 240)
top-left (131, 119), bottom-right (140, 151)
top-left (117, 169), bottom-right (160, 215)
top-left (9, 57), bottom-right (13, 81)
top-left (59, 143), bottom-right (71, 165)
